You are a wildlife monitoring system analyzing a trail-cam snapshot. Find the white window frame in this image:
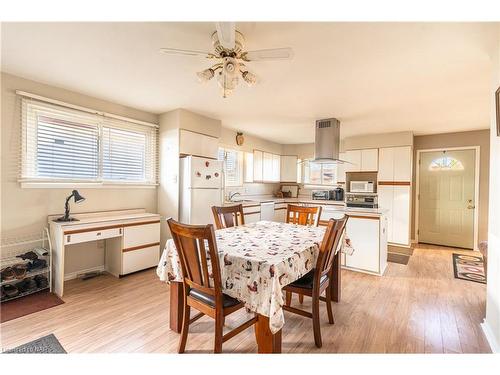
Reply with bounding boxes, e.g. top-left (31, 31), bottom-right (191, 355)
top-left (218, 147), bottom-right (244, 187)
top-left (19, 95), bottom-right (158, 188)
top-left (300, 159), bottom-right (337, 187)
